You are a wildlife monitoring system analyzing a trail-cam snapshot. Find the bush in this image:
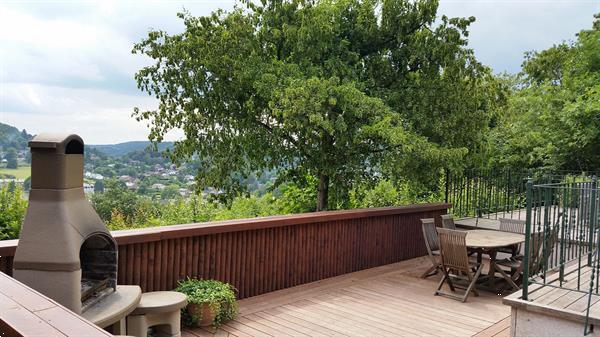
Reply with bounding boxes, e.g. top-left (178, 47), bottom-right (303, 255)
top-left (0, 183), bottom-right (27, 240)
top-left (175, 278), bottom-right (238, 328)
